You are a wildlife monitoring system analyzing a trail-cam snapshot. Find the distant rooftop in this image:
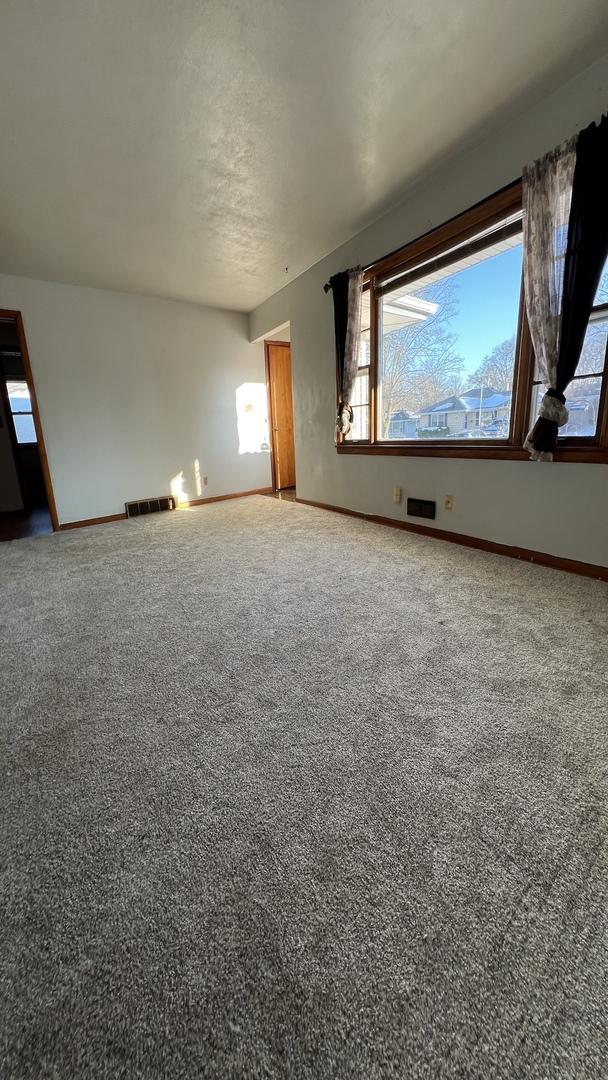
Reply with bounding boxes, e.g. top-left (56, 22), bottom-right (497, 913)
top-left (421, 387), bottom-right (511, 414)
